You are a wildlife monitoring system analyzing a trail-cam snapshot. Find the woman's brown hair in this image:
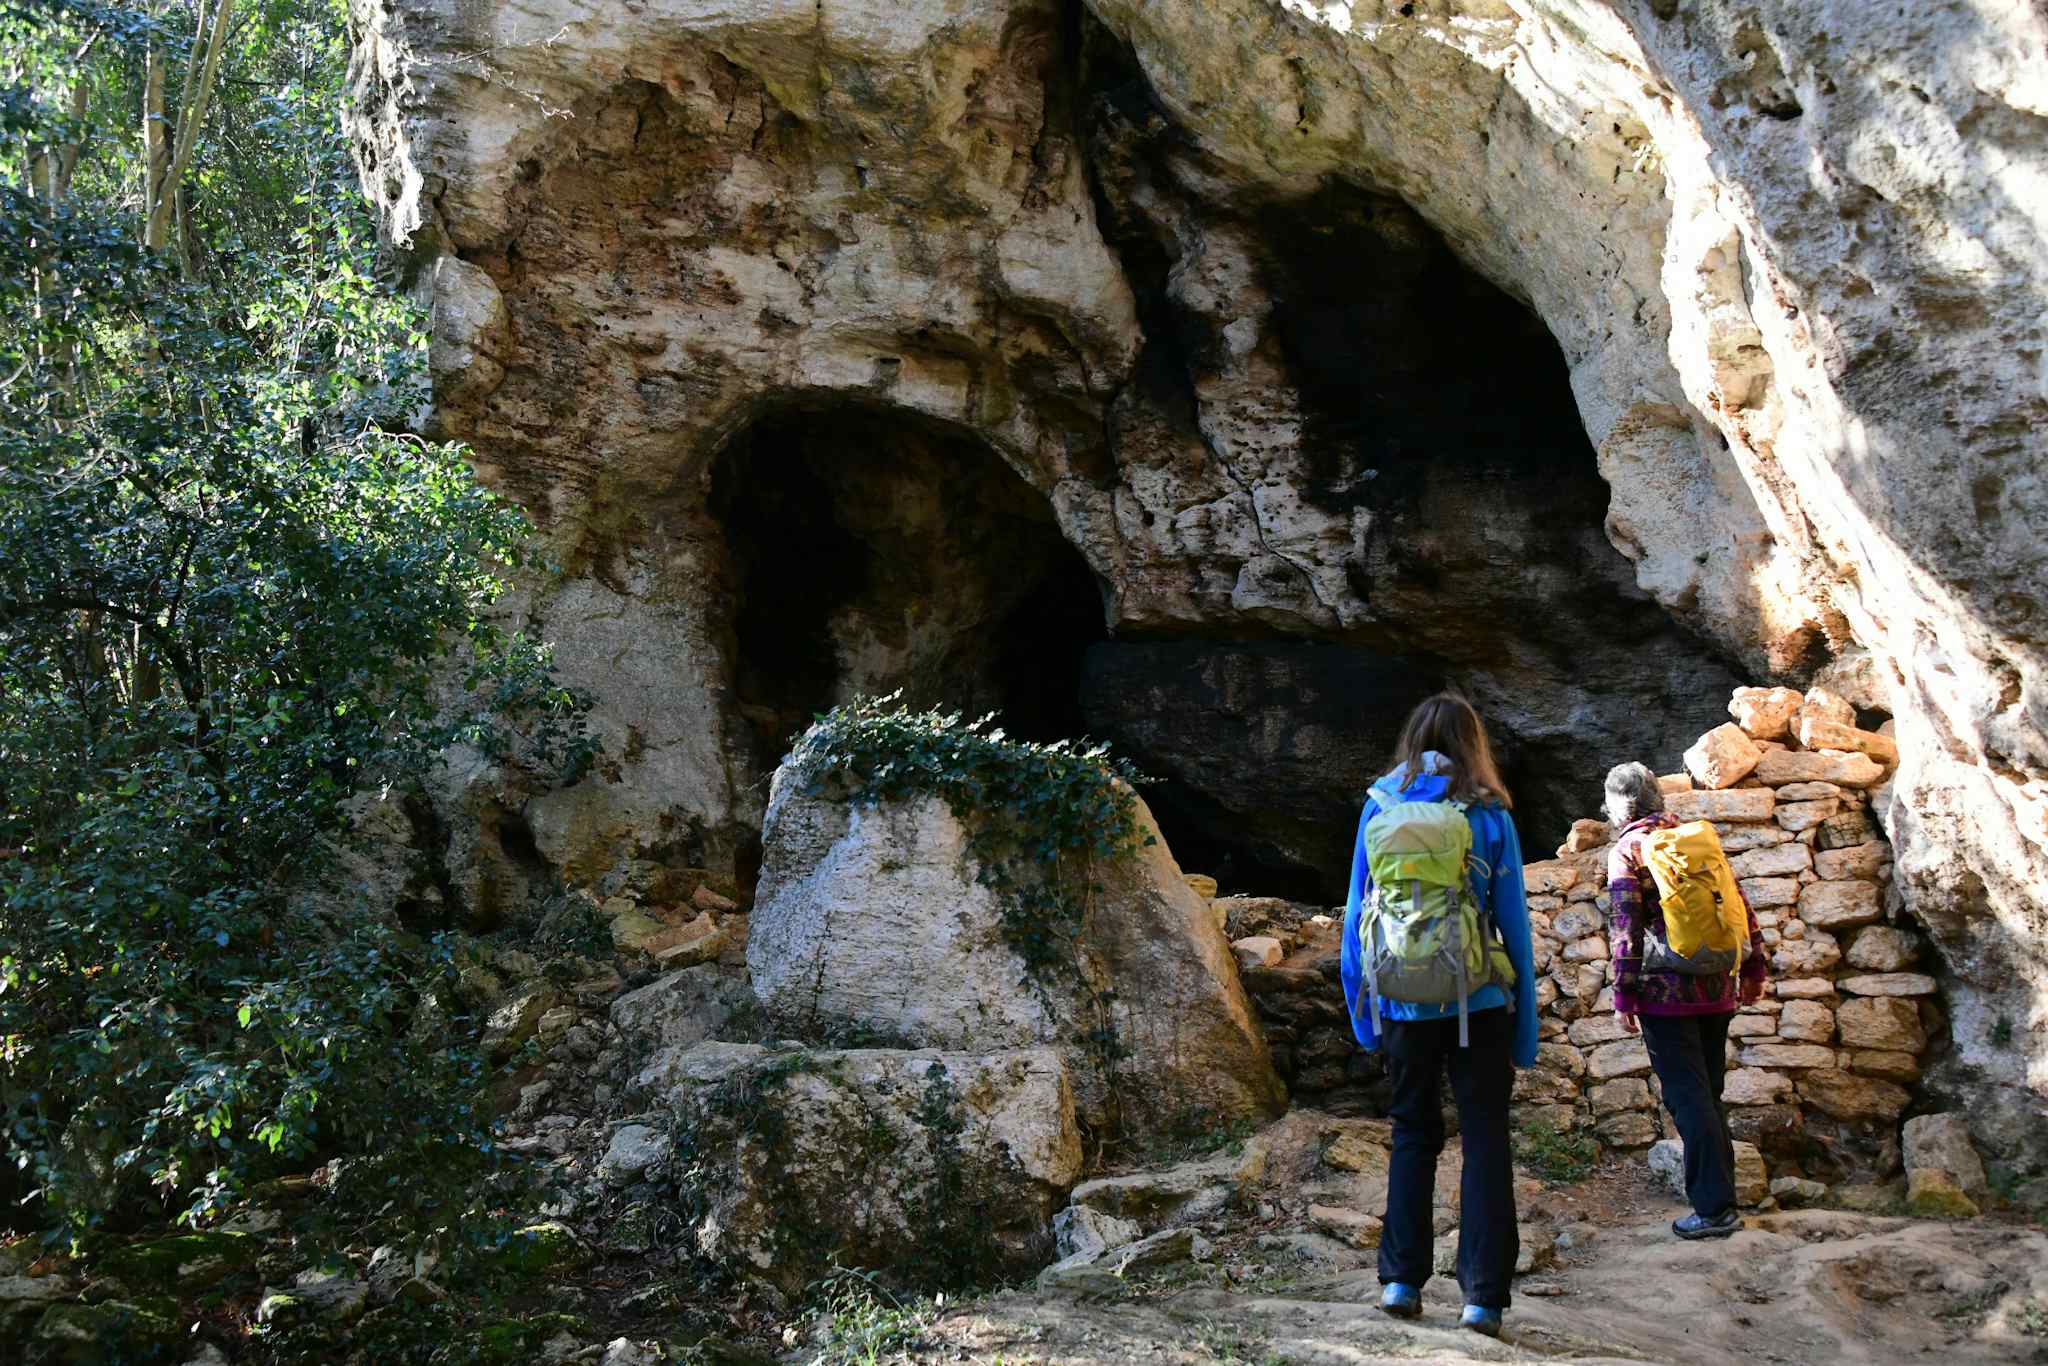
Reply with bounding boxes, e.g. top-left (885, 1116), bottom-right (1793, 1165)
top-left (1389, 692), bottom-right (1514, 809)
